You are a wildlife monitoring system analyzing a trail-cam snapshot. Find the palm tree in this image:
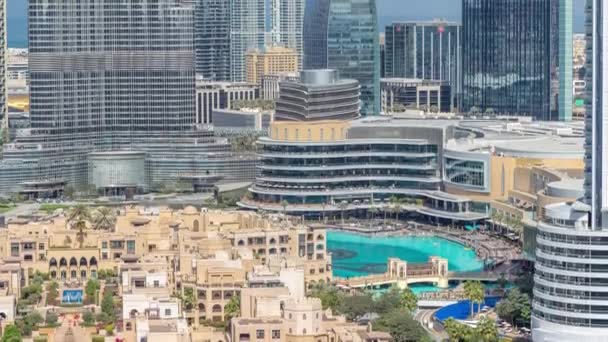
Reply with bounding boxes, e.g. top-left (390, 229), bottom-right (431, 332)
top-left (321, 202), bottom-right (327, 222)
top-left (468, 106), bottom-right (481, 116)
top-left (338, 201), bottom-right (348, 224)
top-left (67, 205), bottom-right (91, 248)
top-left (224, 296), bottom-right (240, 320)
top-left (464, 280), bottom-right (485, 318)
top-left (475, 317), bottom-right (499, 342)
top-left (280, 200), bottom-right (289, 216)
top-left (389, 196), bottom-right (401, 221)
top-left (92, 207), bottom-right (116, 231)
